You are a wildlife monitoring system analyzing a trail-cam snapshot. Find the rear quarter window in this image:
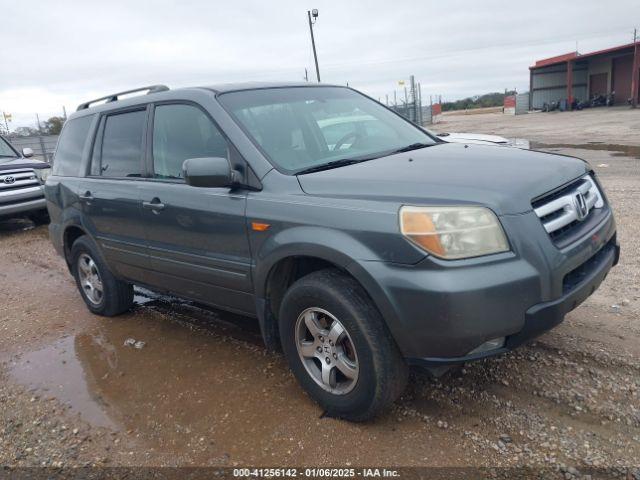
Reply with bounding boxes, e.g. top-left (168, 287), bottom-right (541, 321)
top-left (53, 115), bottom-right (94, 176)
